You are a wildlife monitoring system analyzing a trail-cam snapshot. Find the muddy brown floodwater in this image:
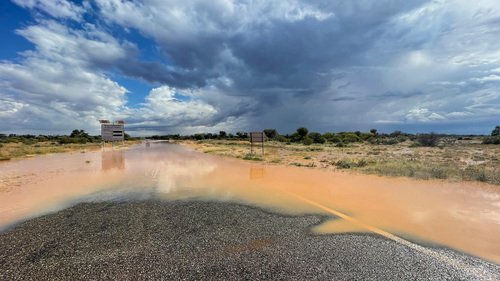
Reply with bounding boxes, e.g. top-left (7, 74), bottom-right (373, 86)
top-left (1, 142), bottom-right (500, 265)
